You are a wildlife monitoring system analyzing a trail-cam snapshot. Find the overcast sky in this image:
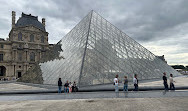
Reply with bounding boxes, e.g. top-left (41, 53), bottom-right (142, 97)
top-left (0, 0), bottom-right (187, 66)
